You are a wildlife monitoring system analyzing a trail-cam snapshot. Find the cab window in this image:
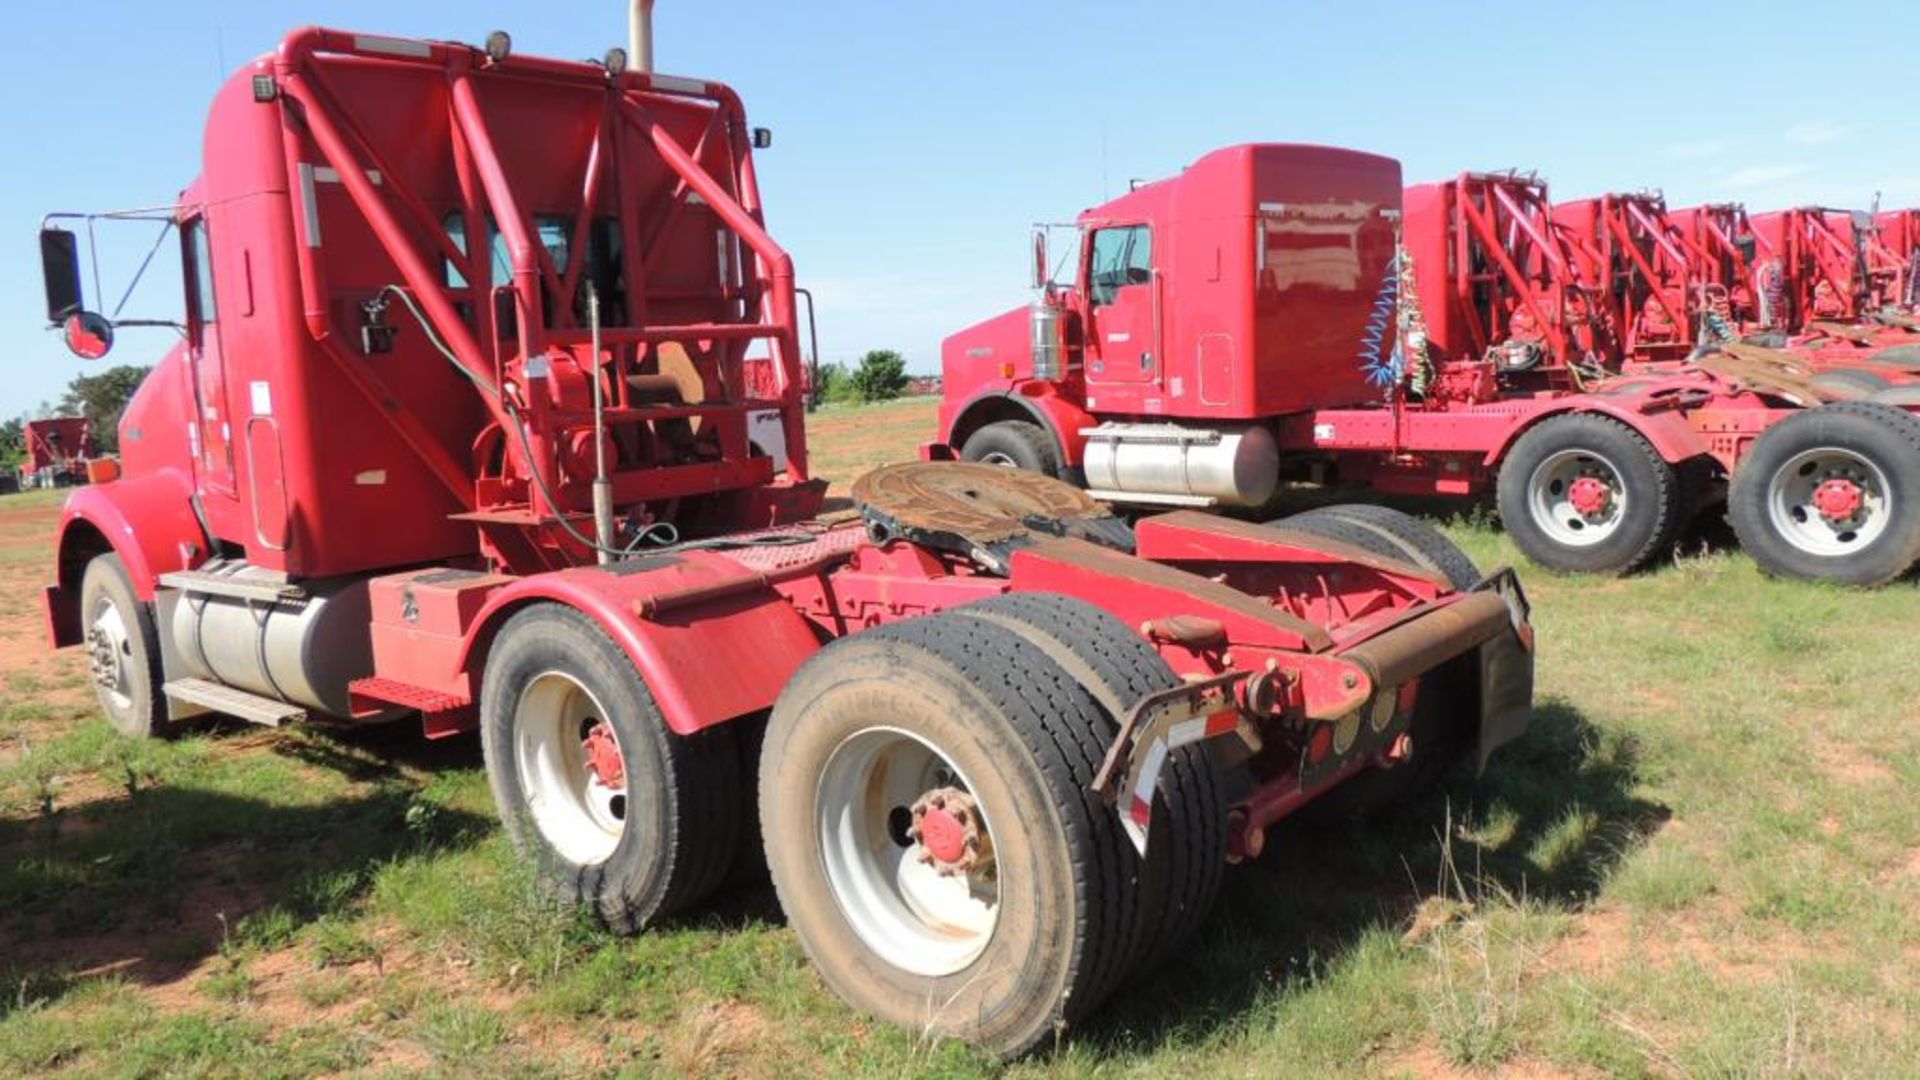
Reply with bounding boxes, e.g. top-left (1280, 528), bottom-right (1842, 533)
top-left (445, 213), bottom-right (626, 326)
top-left (1087, 225), bottom-right (1151, 307)
top-left (183, 217), bottom-right (216, 338)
